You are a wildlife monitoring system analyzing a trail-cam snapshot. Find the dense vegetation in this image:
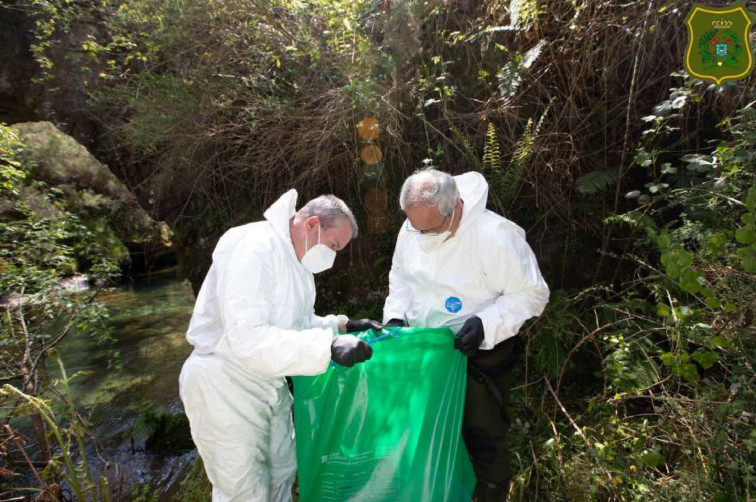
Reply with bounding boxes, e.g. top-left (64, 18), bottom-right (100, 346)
top-left (1, 0), bottom-right (755, 500)
top-left (0, 123), bottom-right (124, 499)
